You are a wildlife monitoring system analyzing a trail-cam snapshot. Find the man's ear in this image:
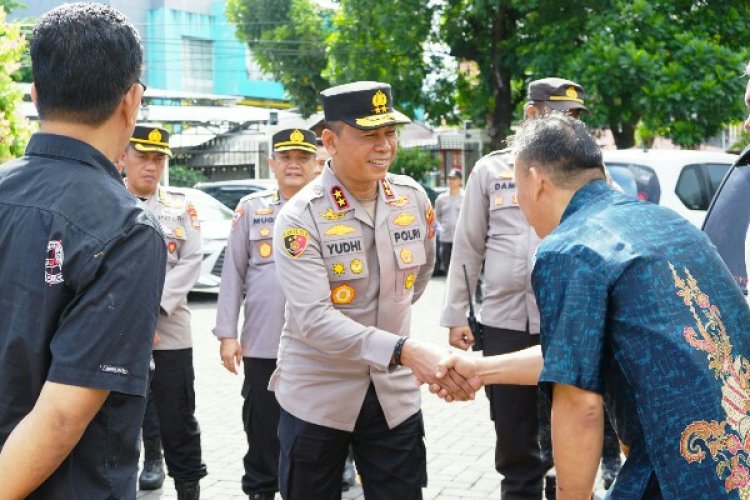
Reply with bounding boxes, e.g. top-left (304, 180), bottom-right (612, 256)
top-left (31, 82), bottom-right (38, 106)
top-left (528, 166), bottom-right (546, 202)
top-left (524, 103), bottom-right (538, 120)
top-left (322, 128), bottom-right (337, 156)
top-left (121, 83), bottom-right (141, 129)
